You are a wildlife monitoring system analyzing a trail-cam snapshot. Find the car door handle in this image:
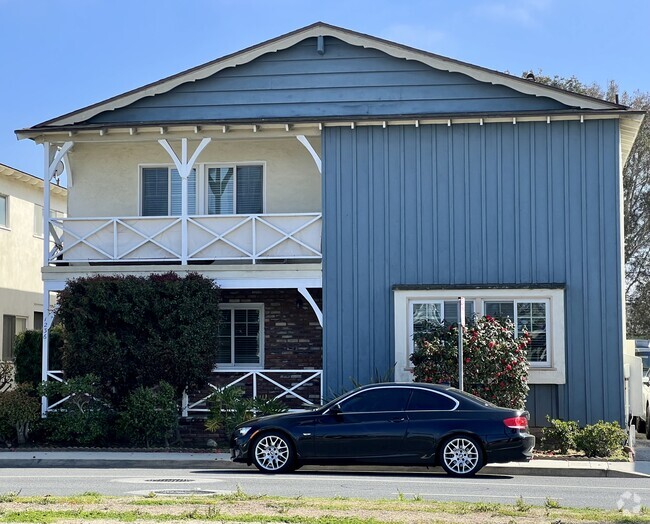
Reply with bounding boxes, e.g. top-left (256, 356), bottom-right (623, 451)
top-left (390, 417), bottom-right (406, 423)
